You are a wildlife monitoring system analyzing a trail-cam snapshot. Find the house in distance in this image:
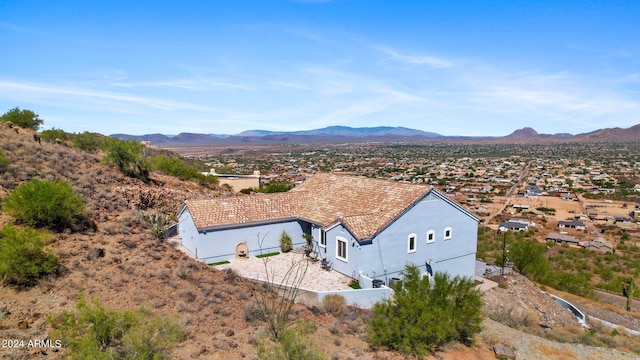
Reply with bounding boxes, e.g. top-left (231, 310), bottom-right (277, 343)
top-left (177, 173), bottom-right (479, 286)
